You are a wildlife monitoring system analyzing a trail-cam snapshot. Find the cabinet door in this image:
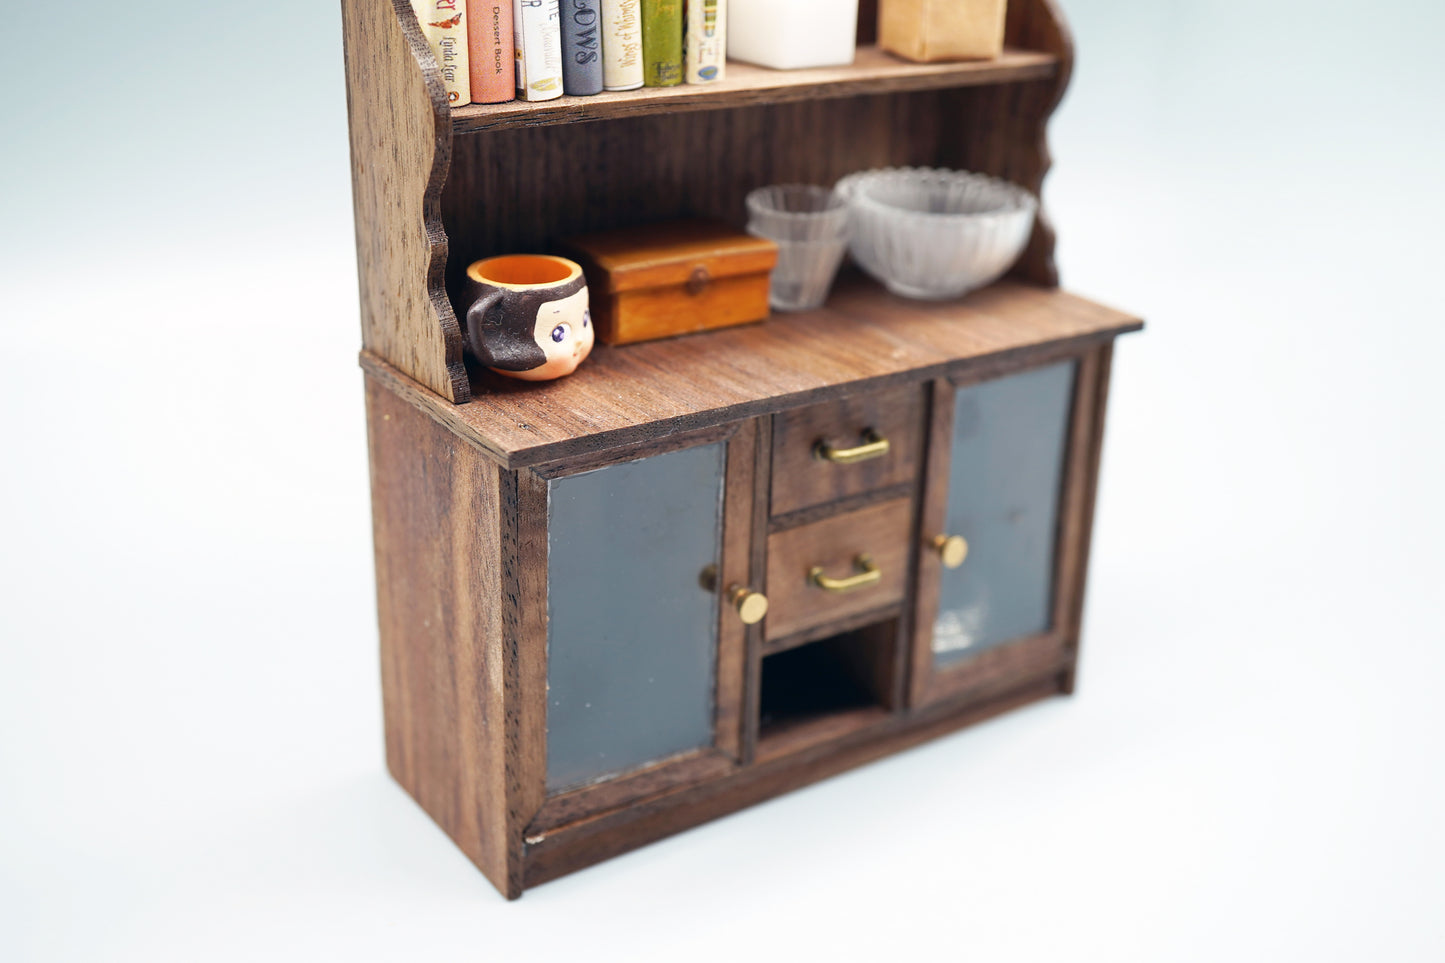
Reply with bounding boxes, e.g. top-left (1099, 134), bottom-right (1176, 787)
top-left (536, 423), bottom-right (755, 819)
top-left (910, 360), bottom-right (1087, 706)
